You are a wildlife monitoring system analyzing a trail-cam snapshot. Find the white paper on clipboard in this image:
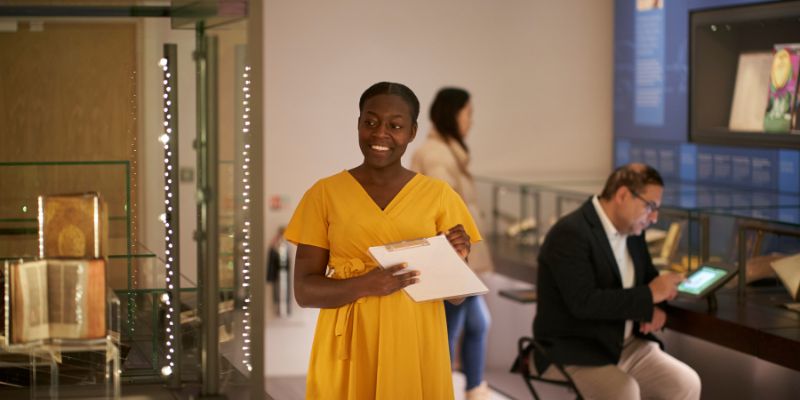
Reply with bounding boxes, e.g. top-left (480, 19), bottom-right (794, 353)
top-left (368, 235), bottom-right (488, 302)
